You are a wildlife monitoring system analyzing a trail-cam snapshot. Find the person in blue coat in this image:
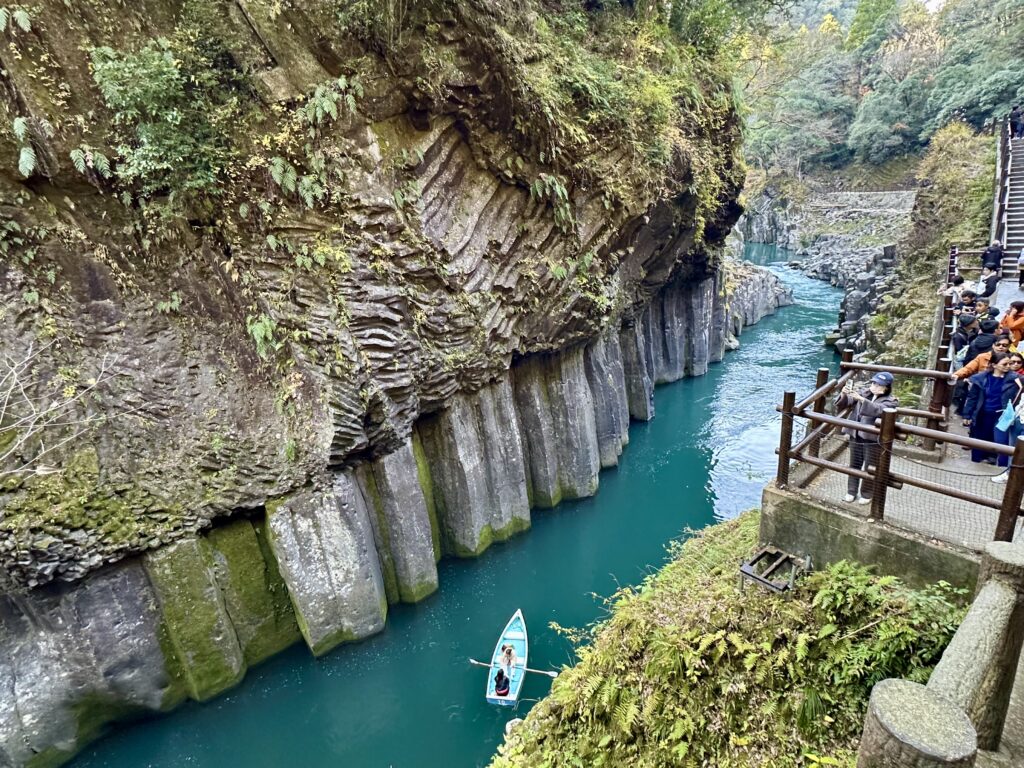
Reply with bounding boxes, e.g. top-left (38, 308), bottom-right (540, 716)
top-left (963, 352), bottom-right (1022, 466)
